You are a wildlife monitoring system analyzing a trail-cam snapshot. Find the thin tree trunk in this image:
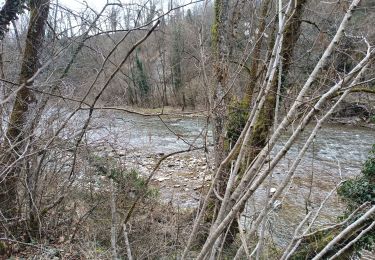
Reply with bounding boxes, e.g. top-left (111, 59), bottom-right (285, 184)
top-left (110, 179), bottom-right (118, 260)
top-left (205, 0), bottom-right (231, 252)
top-left (123, 224), bottom-right (133, 260)
top-left (211, 0), bottom-right (229, 169)
top-left (313, 205), bottom-right (375, 260)
top-left (0, 41), bottom-right (5, 135)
